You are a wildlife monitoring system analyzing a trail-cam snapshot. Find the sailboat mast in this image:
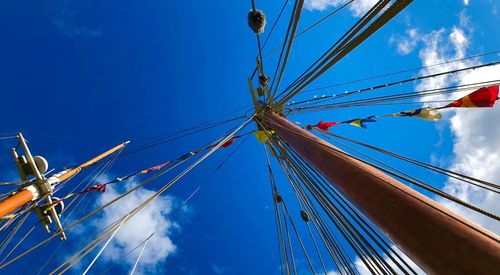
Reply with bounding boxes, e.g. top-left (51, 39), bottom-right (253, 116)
top-left (0, 136), bottom-right (129, 219)
top-left (264, 111), bottom-right (500, 274)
